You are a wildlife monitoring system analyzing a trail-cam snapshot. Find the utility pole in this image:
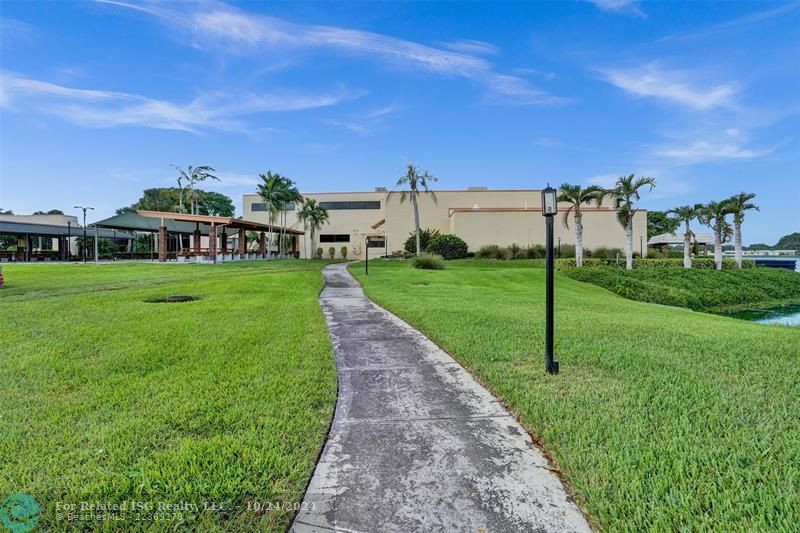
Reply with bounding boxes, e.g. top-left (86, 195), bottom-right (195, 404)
top-left (74, 206), bottom-right (95, 264)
